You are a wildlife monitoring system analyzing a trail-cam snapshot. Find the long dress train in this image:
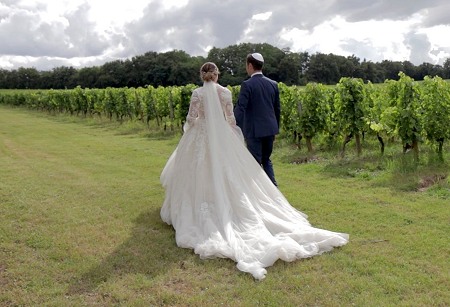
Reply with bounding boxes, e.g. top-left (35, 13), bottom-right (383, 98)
top-left (160, 81), bottom-right (348, 280)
